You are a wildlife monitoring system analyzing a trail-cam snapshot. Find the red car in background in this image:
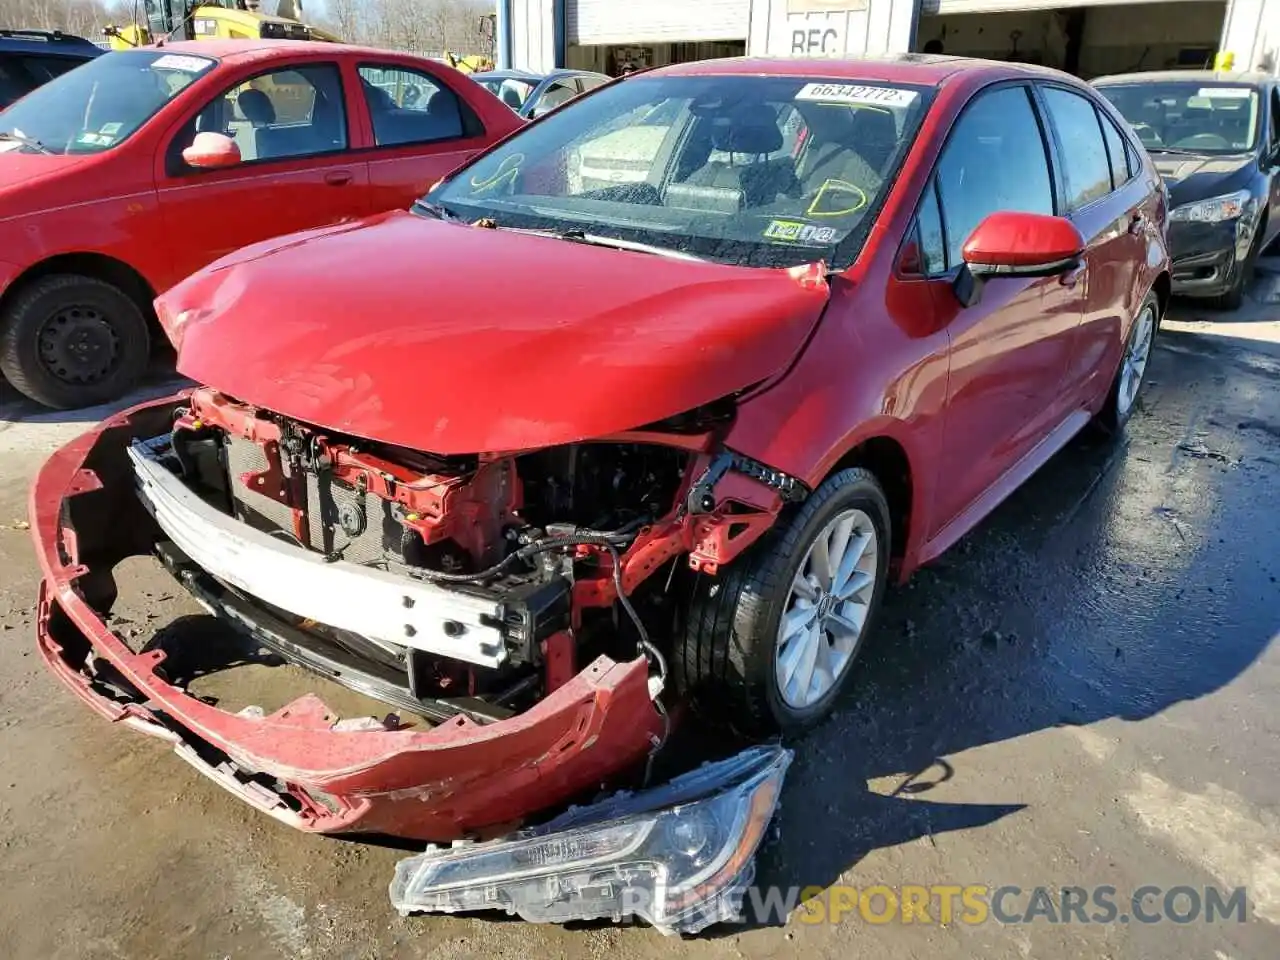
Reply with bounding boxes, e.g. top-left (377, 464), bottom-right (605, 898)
top-left (30, 56), bottom-right (1168, 842)
top-left (0, 40), bottom-right (521, 409)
